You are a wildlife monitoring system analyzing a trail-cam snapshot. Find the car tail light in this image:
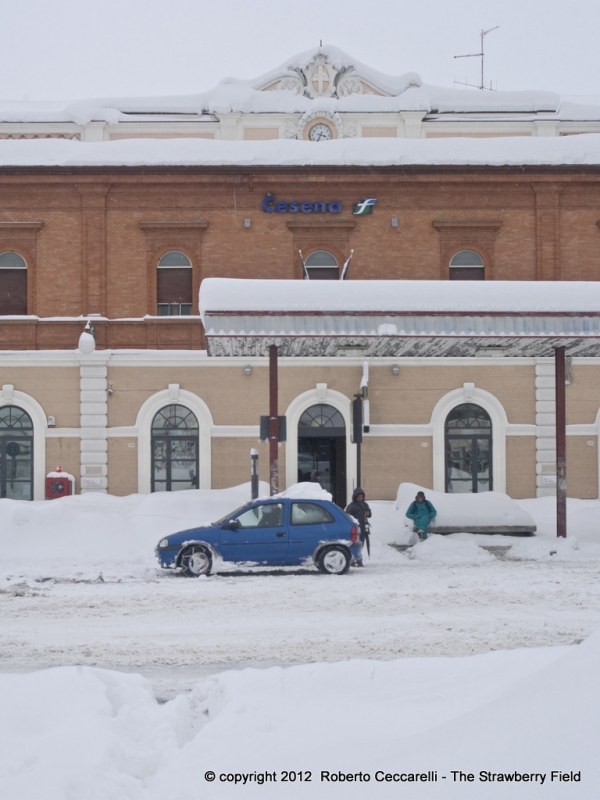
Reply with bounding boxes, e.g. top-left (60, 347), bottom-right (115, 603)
top-left (350, 526), bottom-right (359, 543)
